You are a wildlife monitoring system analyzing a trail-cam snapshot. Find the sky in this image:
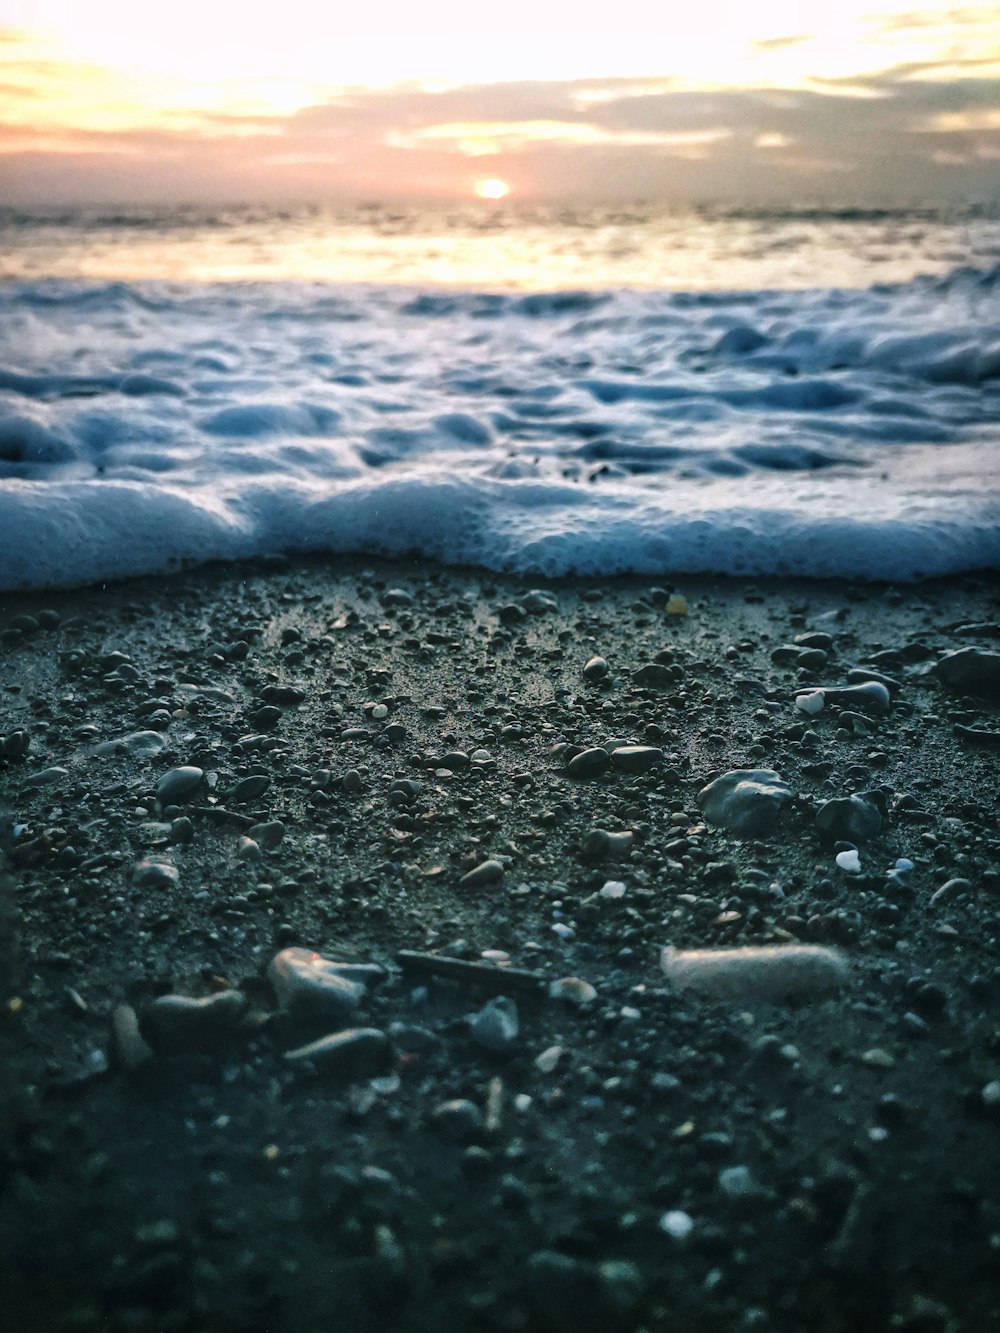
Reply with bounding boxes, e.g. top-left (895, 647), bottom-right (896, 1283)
top-left (1, 2), bottom-right (999, 205)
